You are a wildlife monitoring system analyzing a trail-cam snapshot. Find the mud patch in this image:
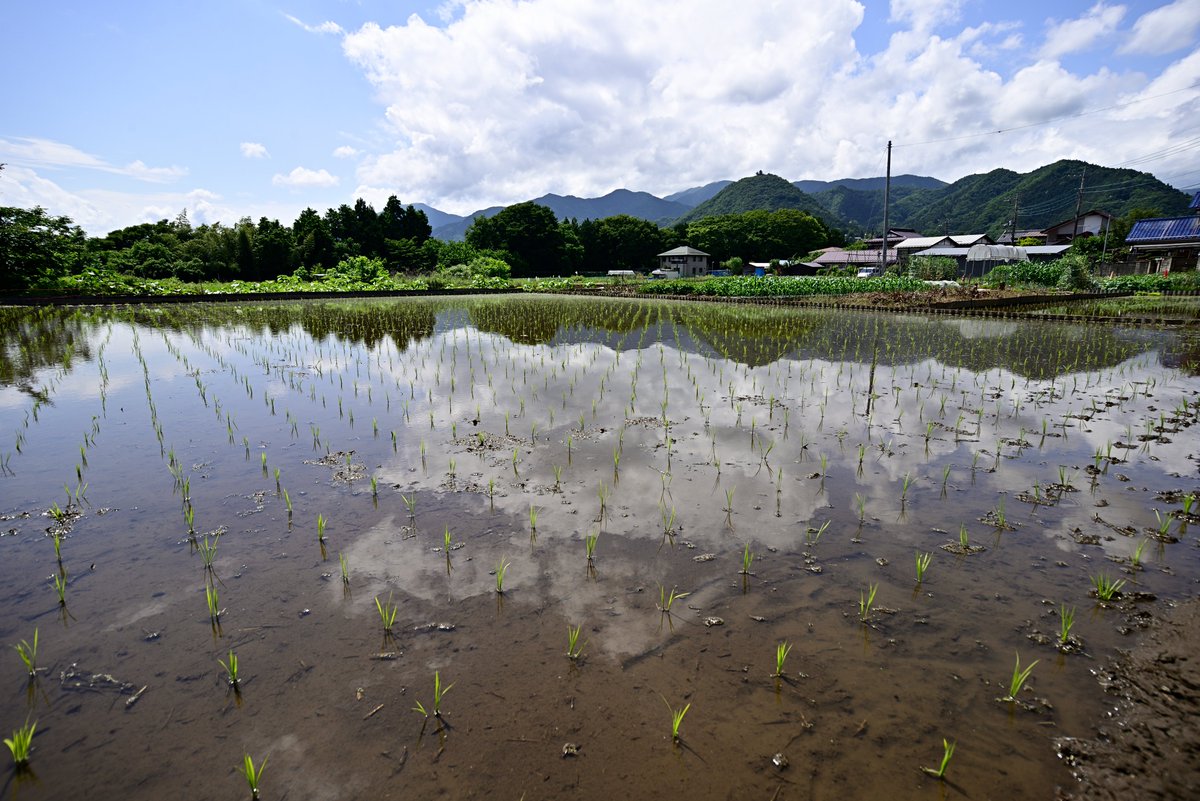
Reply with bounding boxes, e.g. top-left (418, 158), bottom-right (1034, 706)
top-left (1057, 598), bottom-right (1200, 800)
